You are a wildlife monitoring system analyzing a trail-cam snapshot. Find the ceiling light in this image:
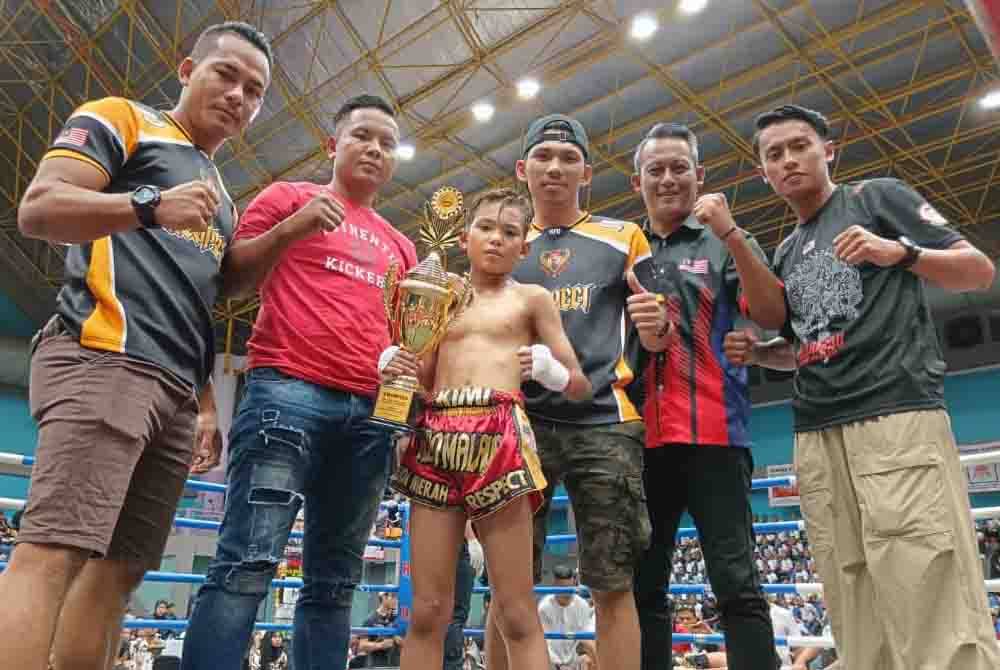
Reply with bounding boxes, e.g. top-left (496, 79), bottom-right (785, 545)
top-left (395, 143), bottom-right (415, 161)
top-left (678, 0), bottom-right (709, 15)
top-left (630, 13), bottom-right (658, 41)
top-left (517, 78), bottom-right (541, 100)
top-left (981, 90), bottom-right (1000, 110)
top-left (471, 101), bottom-right (495, 122)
